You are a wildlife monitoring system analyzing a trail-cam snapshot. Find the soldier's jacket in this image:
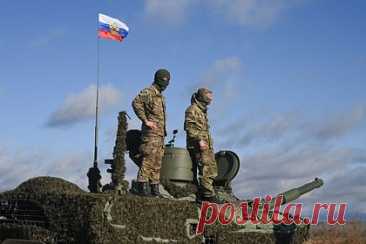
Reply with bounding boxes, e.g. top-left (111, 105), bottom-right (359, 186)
top-left (132, 84), bottom-right (166, 137)
top-left (184, 96), bottom-right (213, 149)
